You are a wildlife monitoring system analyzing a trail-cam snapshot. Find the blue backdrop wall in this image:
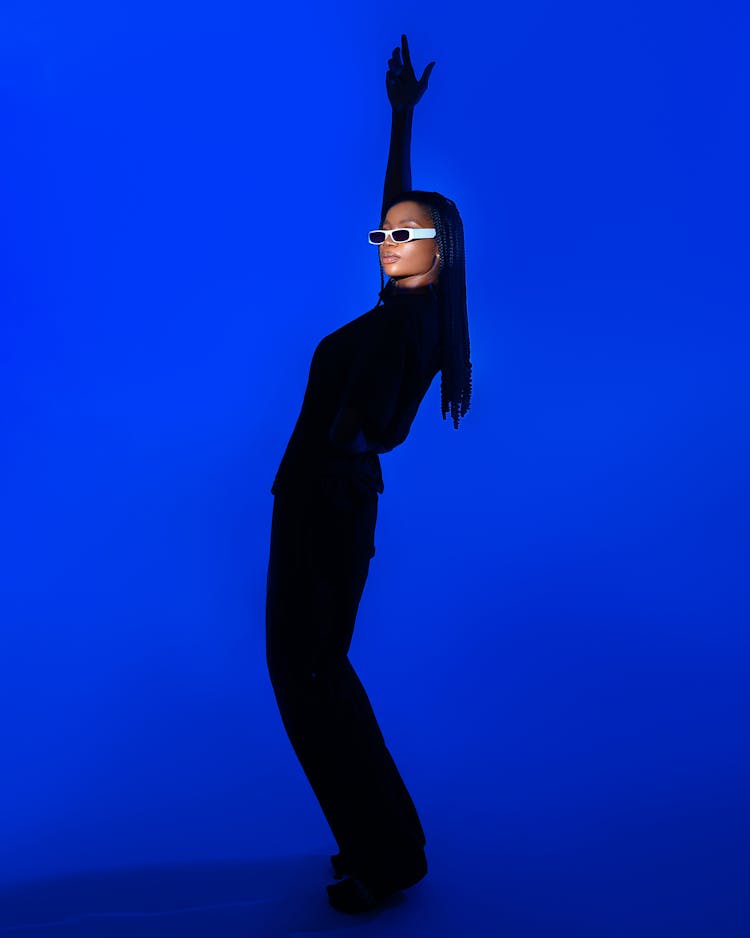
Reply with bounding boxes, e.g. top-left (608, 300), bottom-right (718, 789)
top-left (1, 0), bottom-right (747, 932)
